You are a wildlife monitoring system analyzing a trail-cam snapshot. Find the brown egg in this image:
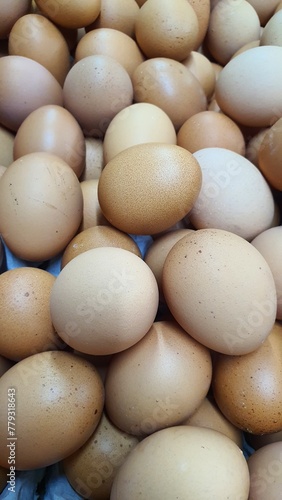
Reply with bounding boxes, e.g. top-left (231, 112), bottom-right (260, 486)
top-left (111, 426), bottom-right (250, 499)
top-left (62, 225), bottom-right (141, 268)
top-left (206, 0), bottom-right (261, 65)
top-left (13, 105), bottom-right (86, 178)
top-left (0, 356), bottom-right (13, 378)
top-left (212, 322), bottom-right (282, 435)
top-left (258, 117), bottom-right (282, 190)
top-left (247, 0), bottom-right (281, 25)
top-left (0, 55), bottom-right (63, 132)
top-left (103, 103), bottom-right (176, 164)
top-left (215, 46), bottom-right (282, 128)
top-left (98, 143), bottom-right (202, 235)
top-left (63, 55), bottom-right (133, 137)
top-left (248, 442), bottom-right (282, 499)
top-left (187, 0), bottom-right (210, 49)
top-left (0, 0), bottom-right (31, 39)
top-left (105, 321), bottom-right (212, 436)
top-left (0, 267), bottom-right (63, 361)
top-left (34, 0), bottom-right (101, 29)
top-left (87, 0), bottom-right (139, 37)
top-left (80, 137), bottom-right (104, 181)
top-left (252, 227), bottom-right (282, 320)
top-left (0, 152), bottom-right (83, 261)
top-left (75, 28), bottom-right (144, 78)
top-left (144, 228), bottom-right (194, 298)
top-left (245, 128), bottom-right (269, 167)
top-left (50, 247), bottom-right (159, 355)
top-left (163, 229), bottom-right (277, 355)
top-left (0, 126), bottom-right (14, 166)
top-left (135, 0), bottom-right (199, 61)
top-left (63, 413), bottom-right (139, 500)
top-left (188, 148), bottom-right (275, 241)
top-left (132, 57), bottom-right (207, 131)
top-left (8, 14), bottom-right (70, 86)
top-left (177, 111), bottom-right (246, 155)
top-left (182, 396), bottom-right (243, 448)
top-left (181, 51), bottom-right (216, 101)
top-left (79, 179), bottom-right (109, 231)
top-left (0, 351), bottom-right (104, 470)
